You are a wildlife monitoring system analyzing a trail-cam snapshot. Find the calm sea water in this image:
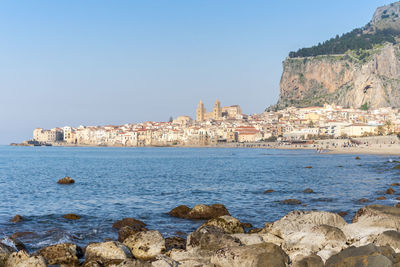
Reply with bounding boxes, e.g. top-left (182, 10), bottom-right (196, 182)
top-left (0, 146), bottom-right (399, 251)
